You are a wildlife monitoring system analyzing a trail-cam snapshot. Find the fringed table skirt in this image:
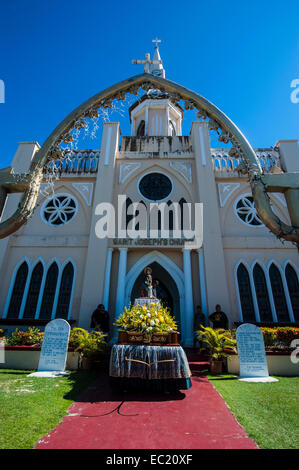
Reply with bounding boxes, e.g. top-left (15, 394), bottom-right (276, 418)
top-left (109, 344), bottom-right (192, 392)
